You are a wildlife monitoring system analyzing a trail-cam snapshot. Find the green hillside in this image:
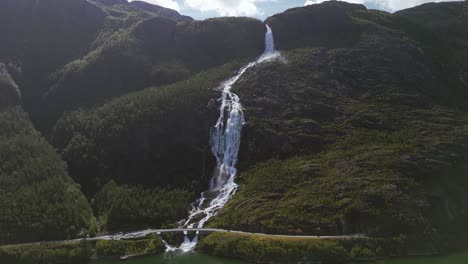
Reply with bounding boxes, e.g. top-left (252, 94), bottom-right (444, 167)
top-left (0, 107), bottom-right (94, 244)
top-left (208, 1), bottom-right (468, 251)
top-left (1, 1), bottom-right (468, 258)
